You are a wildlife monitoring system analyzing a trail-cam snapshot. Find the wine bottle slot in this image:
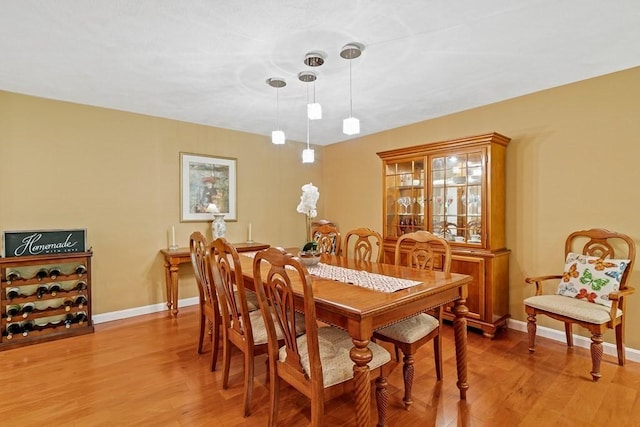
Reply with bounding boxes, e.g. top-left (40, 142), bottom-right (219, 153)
top-left (20, 302), bottom-right (35, 318)
top-left (63, 314), bottom-right (74, 329)
top-left (74, 281), bottom-right (88, 291)
top-left (49, 283), bottom-right (62, 296)
top-left (75, 264), bottom-right (87, 276)
top-left (6, 323), bottom-right (22, 339)
top-left (7, 270), bottom-right (21, 282)
top-left (35, 268), bottom-right (48, 281)
top-left (63, 298), bottom-right (73, 312)
top-left (75, 295), bottom-right (88, 309)
top-left (21, 320), bottom-right (35, 336)
top-left (48, 267), bottom-right (62, 279)
top-left (75, 311), bottom-right (88, 326)
top-left (7, 287), bottom-right (21, 300)
top-left (36, 284), bottom-right (49, 298)
top-left (6, 304), bottom-right (20, 321)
